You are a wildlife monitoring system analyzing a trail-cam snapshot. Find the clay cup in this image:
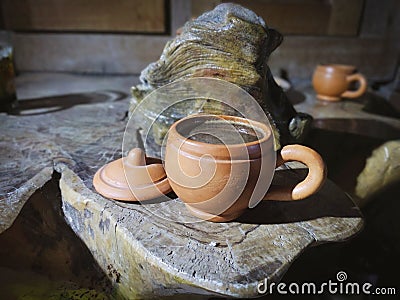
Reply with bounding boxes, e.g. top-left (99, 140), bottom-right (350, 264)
top-left (312, 64), bottom-right (367, 101)
top-left (165, 114), bottom-right (327, 222)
